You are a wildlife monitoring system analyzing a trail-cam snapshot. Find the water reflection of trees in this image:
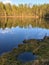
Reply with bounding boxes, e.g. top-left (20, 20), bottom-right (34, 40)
top-left (0, 18), bottom-right (49, 28)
